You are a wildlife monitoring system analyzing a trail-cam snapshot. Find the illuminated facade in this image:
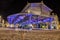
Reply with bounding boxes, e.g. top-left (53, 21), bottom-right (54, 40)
top-left (7, 1), bottom-right (59, 29)
top-left (0, 16), bottom-right (5, 27)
